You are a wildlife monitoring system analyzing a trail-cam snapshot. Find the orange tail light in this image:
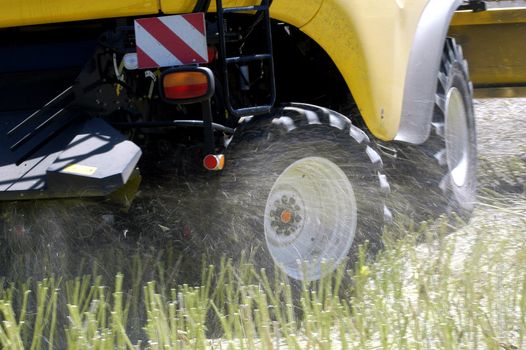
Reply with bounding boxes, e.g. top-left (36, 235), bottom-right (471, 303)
top-left (160, 67), bottom-right (215, 104)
